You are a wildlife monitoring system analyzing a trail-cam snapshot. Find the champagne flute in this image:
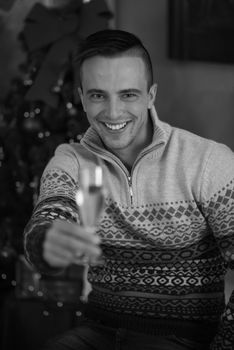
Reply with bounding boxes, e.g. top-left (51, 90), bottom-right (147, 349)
top-left (75, 165), bottom-right (105, 265)
top-left (76, 166), bottom-right (105, 228)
